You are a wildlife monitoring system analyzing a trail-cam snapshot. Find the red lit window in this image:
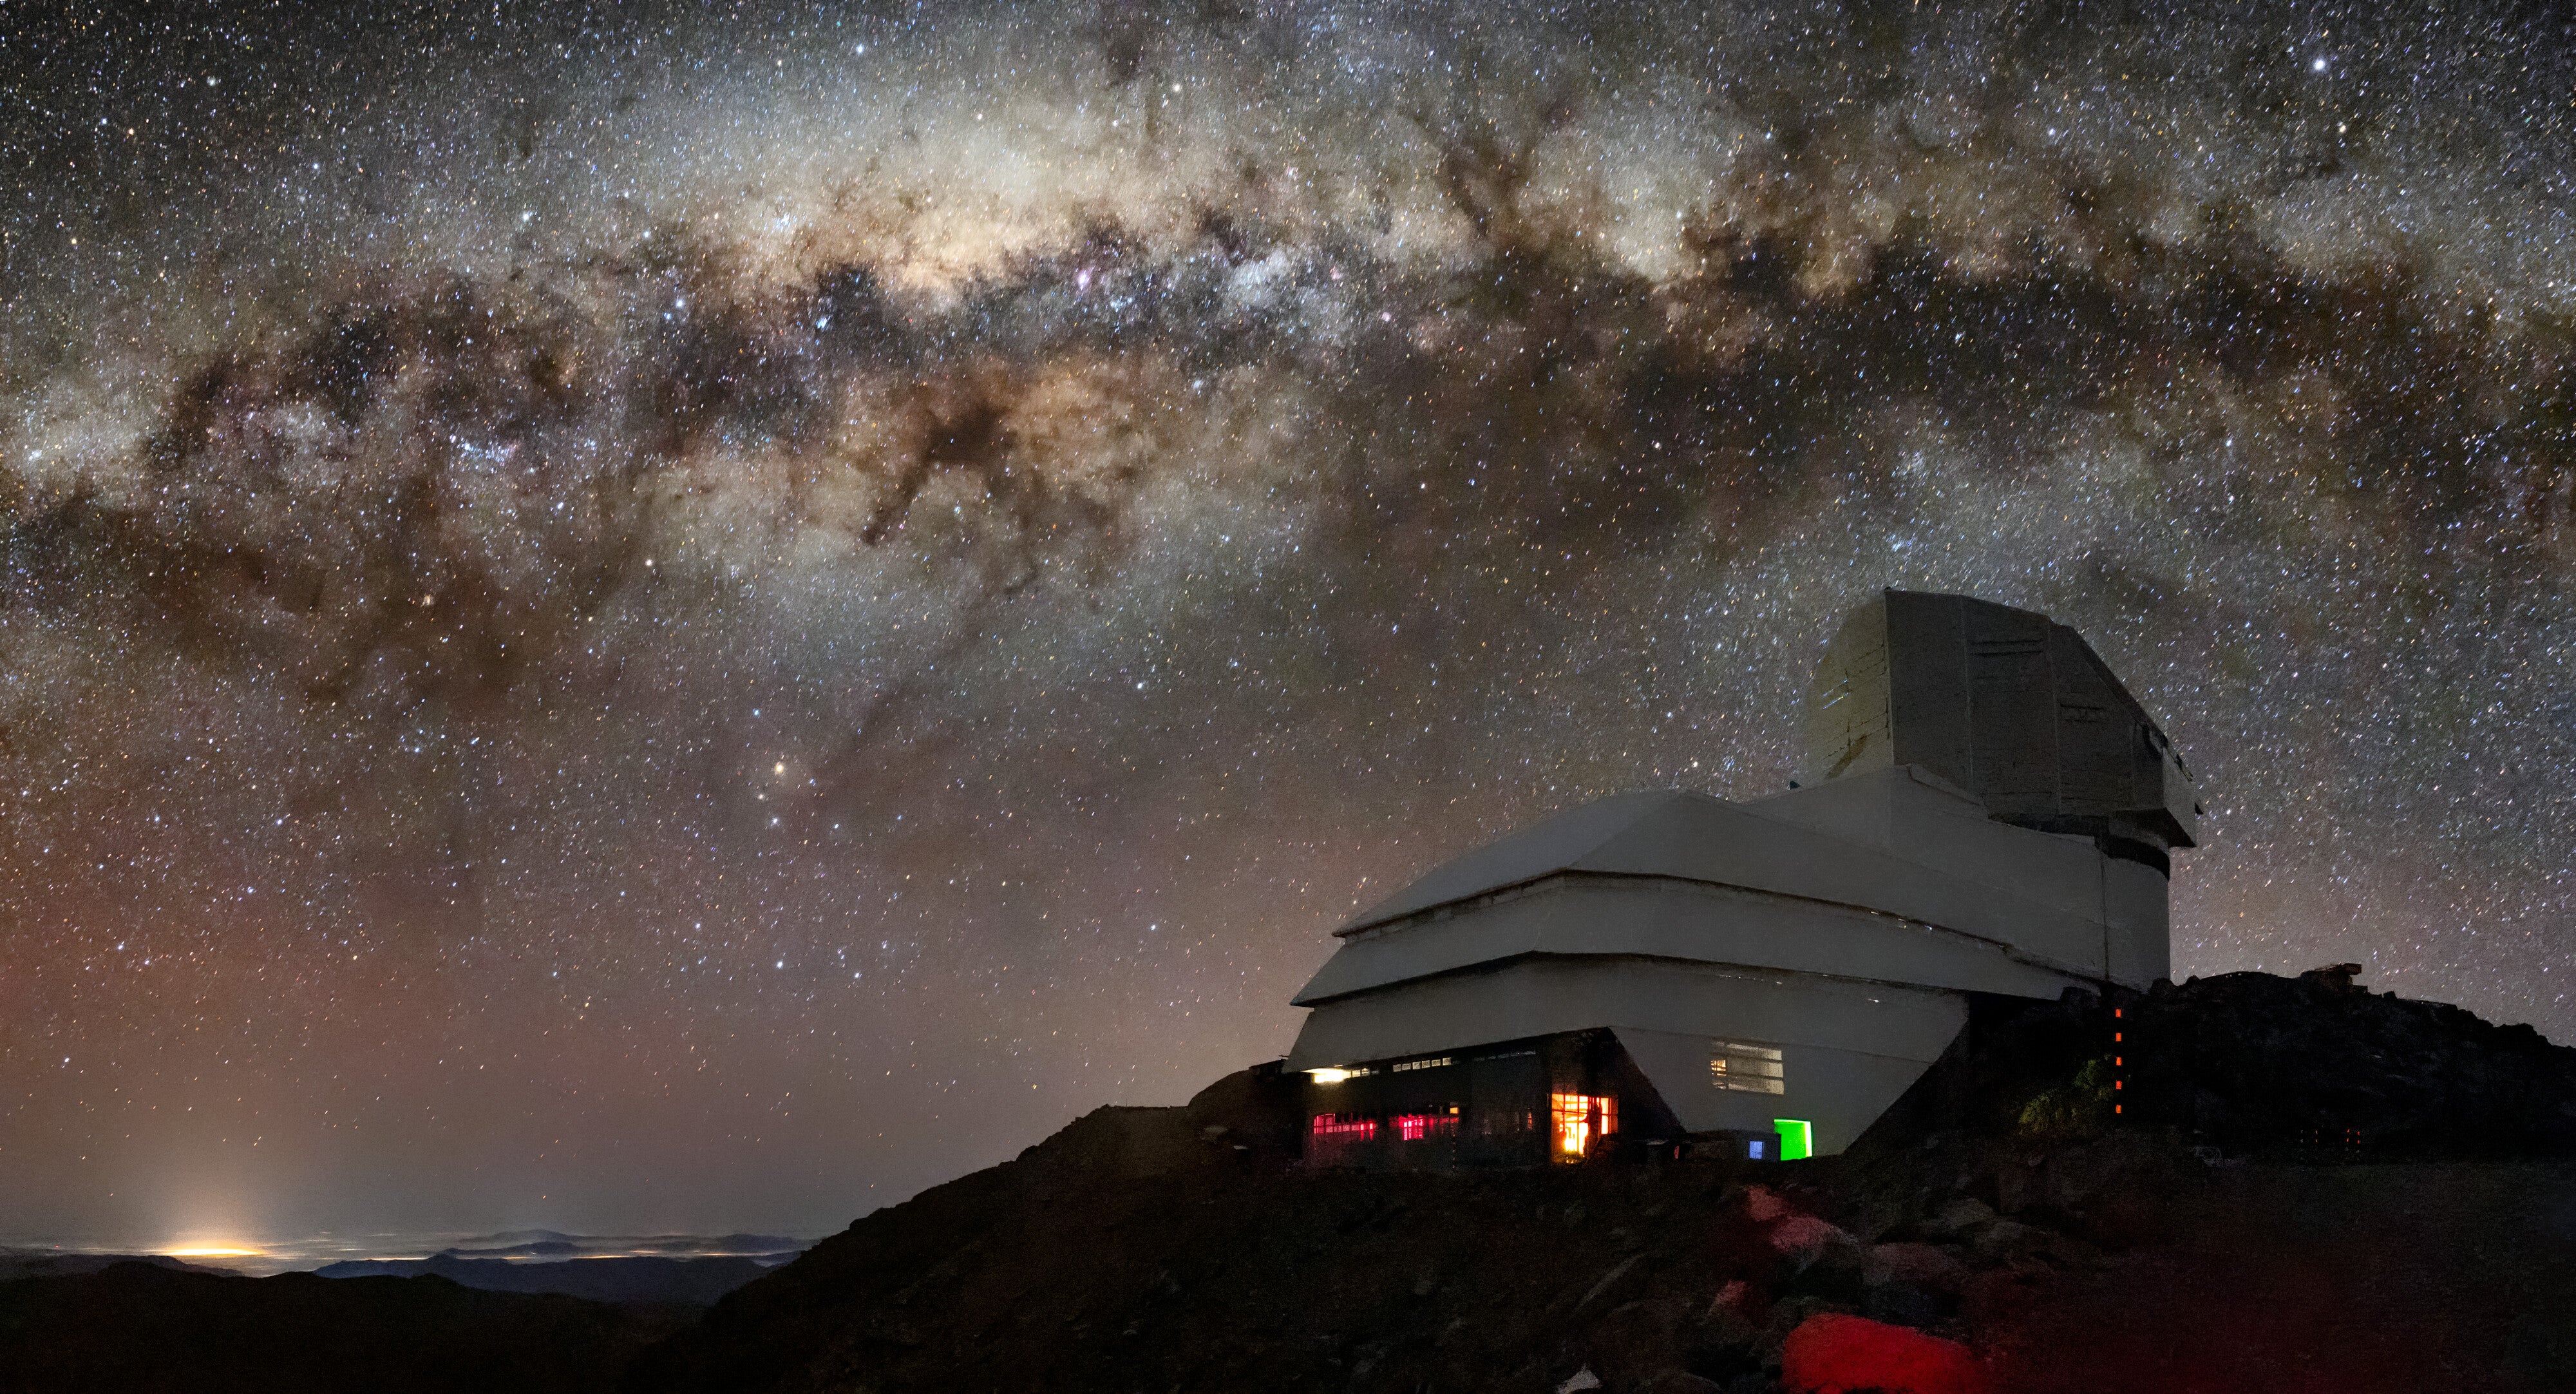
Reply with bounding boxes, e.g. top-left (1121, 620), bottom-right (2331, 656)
top-left (1549, 1093), bottom-right (1616, 1158)
top-left (1307, 1112), bottom-right (1381, 1167)
top-left (1392, 1111), bottom-right (1461, 1142)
